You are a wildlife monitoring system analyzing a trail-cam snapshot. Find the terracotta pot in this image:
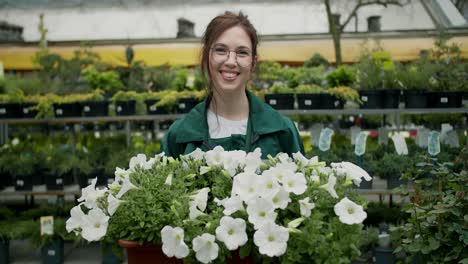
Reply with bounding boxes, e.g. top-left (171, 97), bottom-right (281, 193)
top-left (118, 240), bottom-right (183, 264)
top-left (118, 240), bottom-right (255, 264)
